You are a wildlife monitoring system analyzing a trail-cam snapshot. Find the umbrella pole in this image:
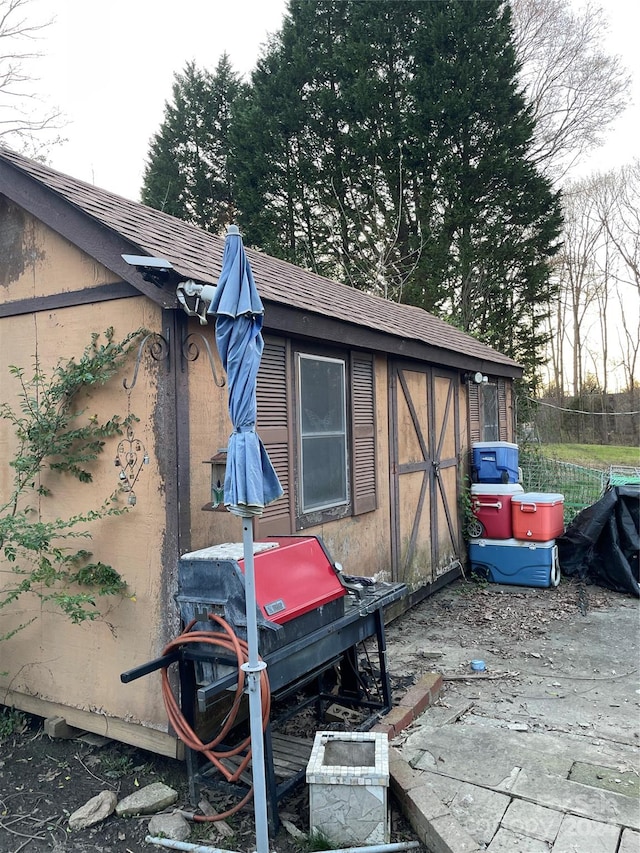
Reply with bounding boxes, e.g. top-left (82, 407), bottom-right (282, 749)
top-left (240, 517), bottom-right (270, 853)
